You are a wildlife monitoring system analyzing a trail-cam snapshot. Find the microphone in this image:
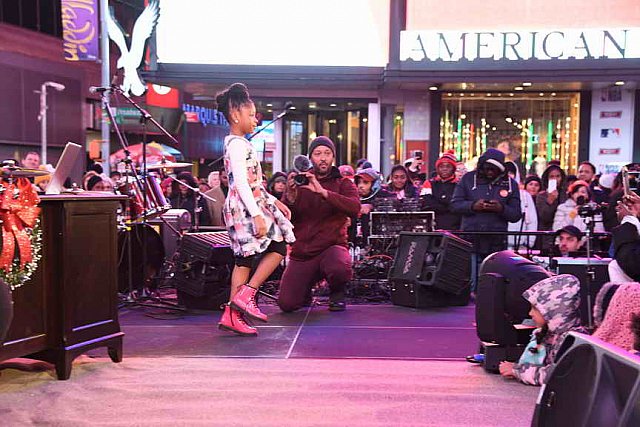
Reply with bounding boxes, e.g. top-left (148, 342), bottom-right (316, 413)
top-left (292, 155), bottom-right (312, 186)
top-left (248, 102), bottom-right (295, 140)
top-left (89, 86), bottom-right (113, 94)
top-left (293, 155), bottom-right (312, 173)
